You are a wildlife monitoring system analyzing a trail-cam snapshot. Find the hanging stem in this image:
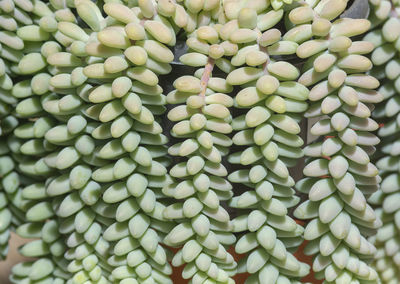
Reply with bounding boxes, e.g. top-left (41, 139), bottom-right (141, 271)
top-left (199, 57), bottom-right (215, 97)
